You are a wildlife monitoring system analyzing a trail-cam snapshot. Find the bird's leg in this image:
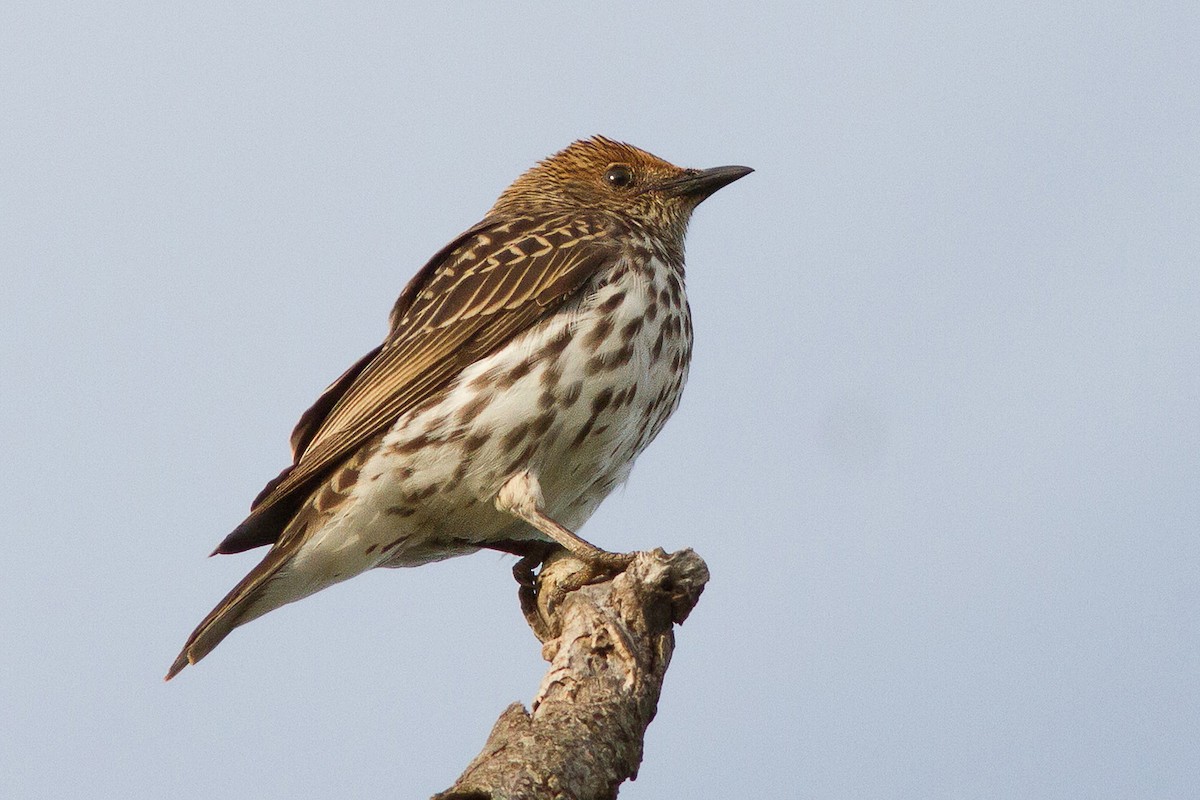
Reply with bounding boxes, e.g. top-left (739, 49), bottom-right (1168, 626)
top-left (495, 471), bottom-right (634, 631)
top-left (495, 471), bottom-right (634, 572)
